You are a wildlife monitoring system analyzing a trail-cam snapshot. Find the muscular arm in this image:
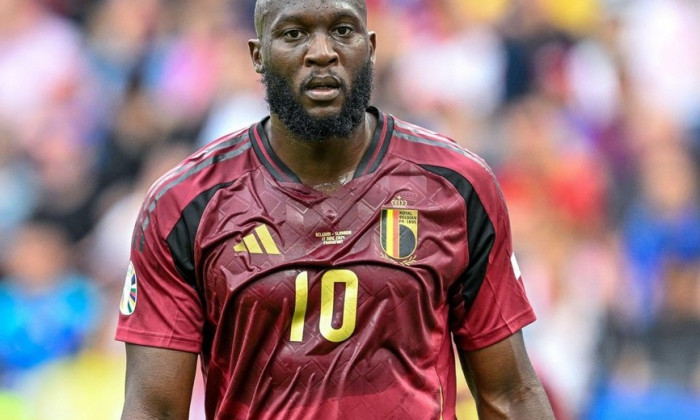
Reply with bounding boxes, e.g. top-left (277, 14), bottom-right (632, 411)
top-left (458, 331), bottom-right (555, 420)
top-left (121, 344), bottom-right (199, 420)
